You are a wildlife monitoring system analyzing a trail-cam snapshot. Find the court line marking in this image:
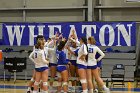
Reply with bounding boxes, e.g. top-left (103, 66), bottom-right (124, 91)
top-left (0, 85), bottom-right (140, 91)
